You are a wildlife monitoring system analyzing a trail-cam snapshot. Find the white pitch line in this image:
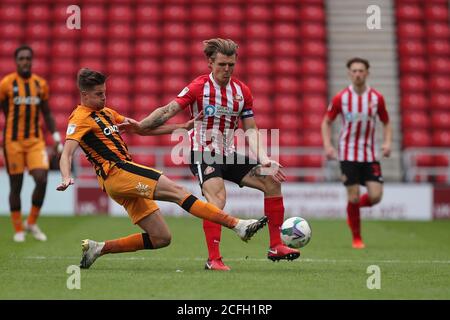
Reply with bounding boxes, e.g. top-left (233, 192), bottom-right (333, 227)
top-left (22, 256), bottom-right (450, 264)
